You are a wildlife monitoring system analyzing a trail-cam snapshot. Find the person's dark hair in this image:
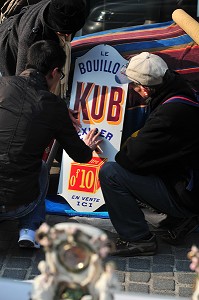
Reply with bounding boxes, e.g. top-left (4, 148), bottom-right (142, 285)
top-left (26, 40), bottom-right (66, 75)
